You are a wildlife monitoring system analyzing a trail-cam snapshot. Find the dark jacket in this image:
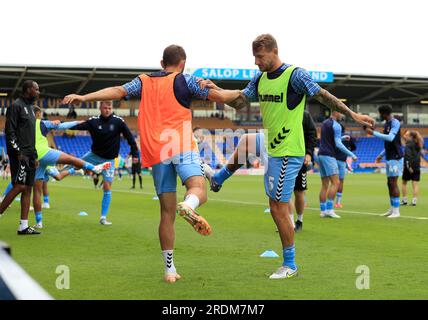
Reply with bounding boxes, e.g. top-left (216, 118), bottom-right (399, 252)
top-left (71, 114), bottom-right (138, 160)
top-left (303, 110), bottom-right (317, 159)
top-left (5, 96), bottom-right (37, 158)
top-left (404, 140), bottom-right (421, 170)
